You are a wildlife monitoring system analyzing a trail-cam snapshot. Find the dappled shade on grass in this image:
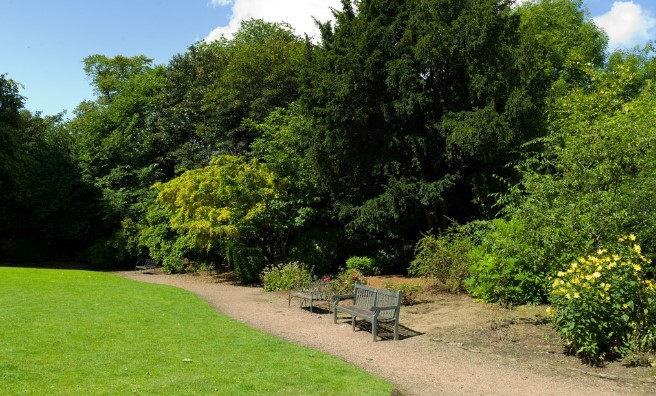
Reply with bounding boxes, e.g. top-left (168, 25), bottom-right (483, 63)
top-left (0, 267), bottom-right (393, 395)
